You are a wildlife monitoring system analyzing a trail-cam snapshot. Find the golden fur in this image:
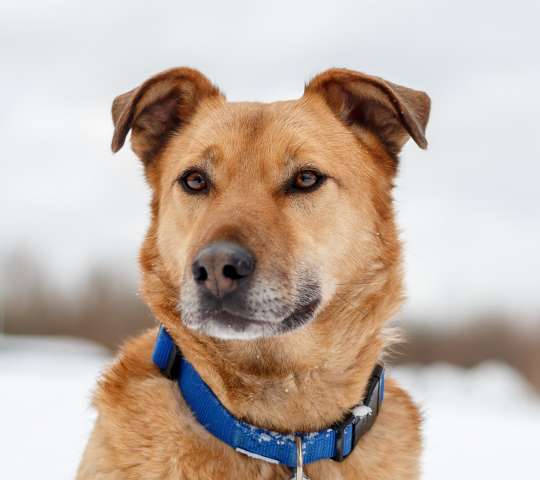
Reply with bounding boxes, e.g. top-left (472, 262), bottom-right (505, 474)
top-left (77, 67), bottom-right (430, 479)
